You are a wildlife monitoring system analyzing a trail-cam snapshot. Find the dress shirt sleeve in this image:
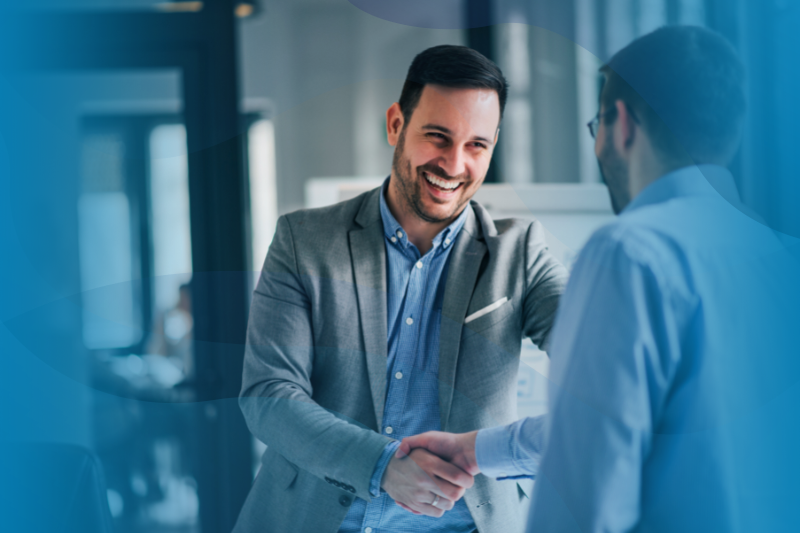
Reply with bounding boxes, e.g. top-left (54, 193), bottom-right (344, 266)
top-left (369, 440), bottom-right (401, 497)
top-left (475, 415), bottom-right (546, 479)
top-left (527, 228), bottom-right (687, 533)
